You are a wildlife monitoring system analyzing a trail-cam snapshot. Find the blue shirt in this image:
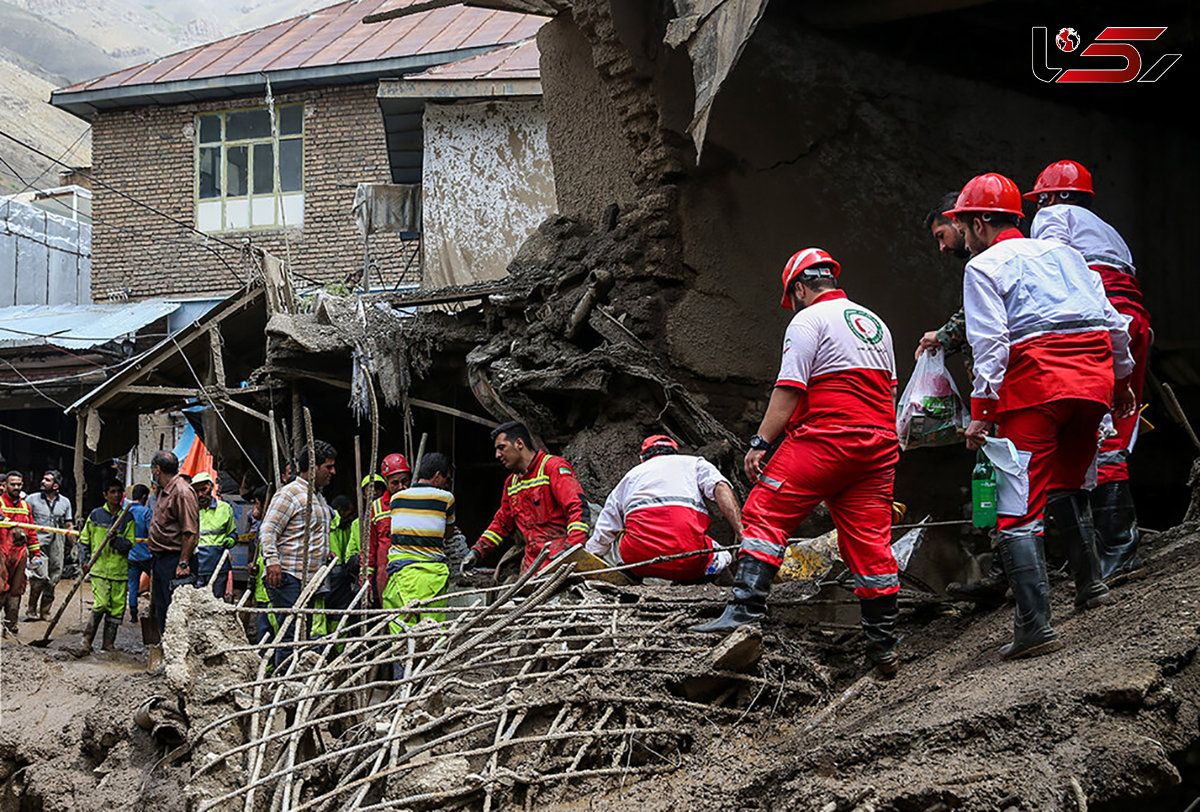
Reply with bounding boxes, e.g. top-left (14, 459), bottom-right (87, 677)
top-left (128, 502), bottom-right (154, 562)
